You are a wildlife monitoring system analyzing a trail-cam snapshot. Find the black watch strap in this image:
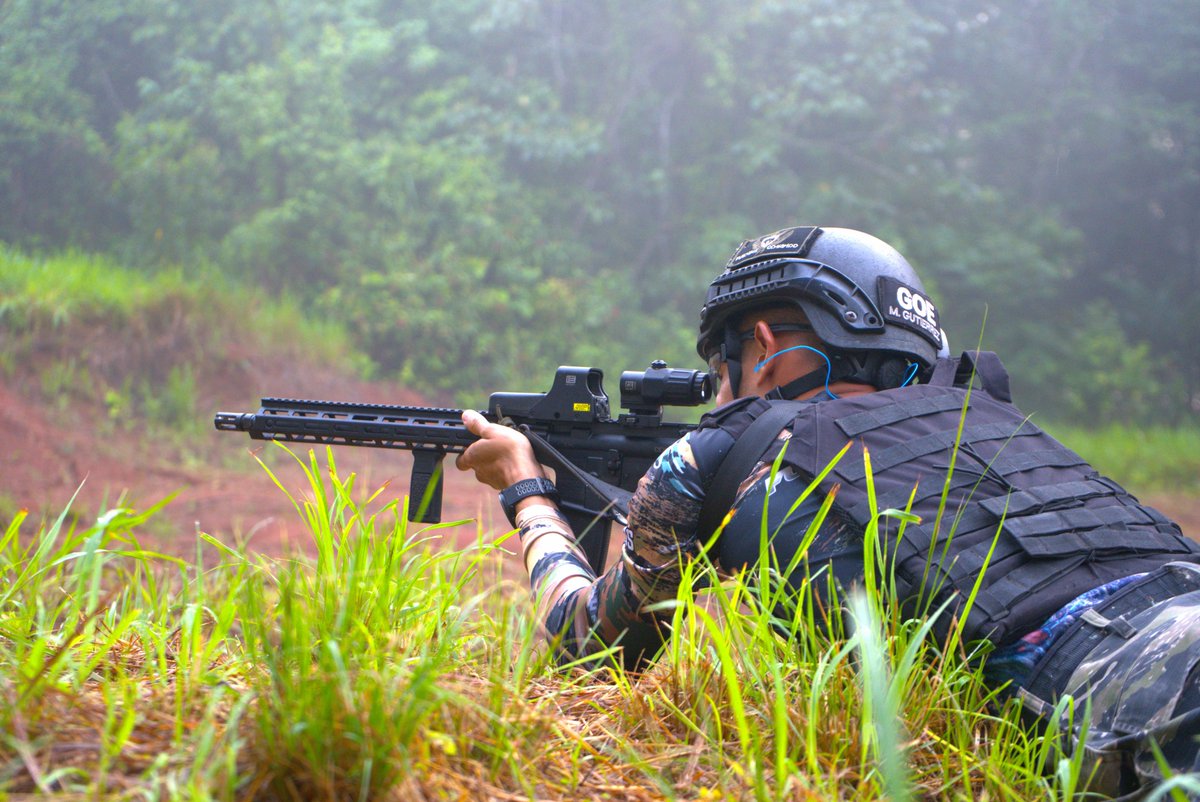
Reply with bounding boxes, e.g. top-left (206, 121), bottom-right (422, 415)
top-left (498, 477), bottom-right (559, 527)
